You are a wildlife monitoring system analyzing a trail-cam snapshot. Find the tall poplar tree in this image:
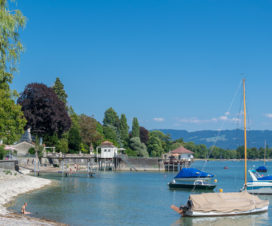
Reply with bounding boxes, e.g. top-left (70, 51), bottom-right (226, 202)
top-left (52, 77), bottom-right (68, 105)
top-left (103, 107), bottom-right (120, 145)
top-left (131, 117), bottom-right (140, 138)
top-left (119, 114), bottom-right (129, 145)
